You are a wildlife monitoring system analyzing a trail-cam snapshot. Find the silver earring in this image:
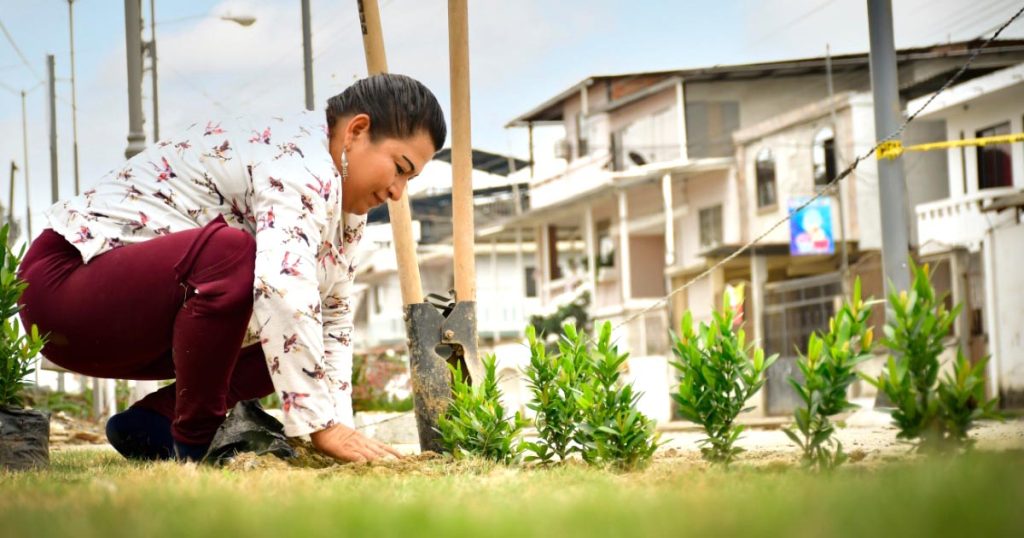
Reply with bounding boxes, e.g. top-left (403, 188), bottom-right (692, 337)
top-left (341, 149), bottom-right (349, 181)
